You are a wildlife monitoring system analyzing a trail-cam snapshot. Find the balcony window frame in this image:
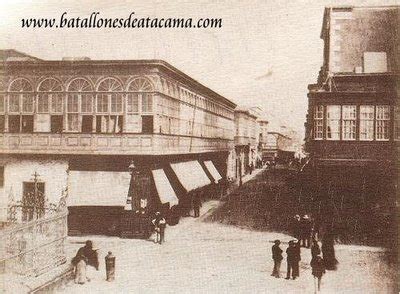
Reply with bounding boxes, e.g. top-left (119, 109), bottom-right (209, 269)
top-left (359, 105), bottom-right (375, 141)
top-left (342, 105), bottom-right (357, 141)
top-left (375, 105), bottom-right (390, 141)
